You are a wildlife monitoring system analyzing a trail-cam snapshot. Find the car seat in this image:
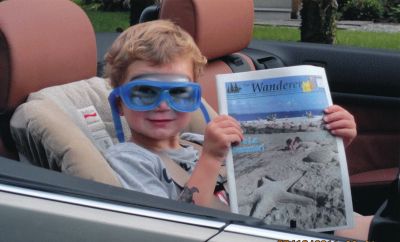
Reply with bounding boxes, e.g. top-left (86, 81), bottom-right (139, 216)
top-left (138, 4), bottom-right (160, 23)
top-left (0, 0), bottom-right (96, 160)
top-left (0, 0), bottom-right (123, 186)
top-left (159, 0), bottom-right (256, 112)
top-left (0, 0), bottom-right (191, 186)
top-left (1, 0), bottom-right (219, 187)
